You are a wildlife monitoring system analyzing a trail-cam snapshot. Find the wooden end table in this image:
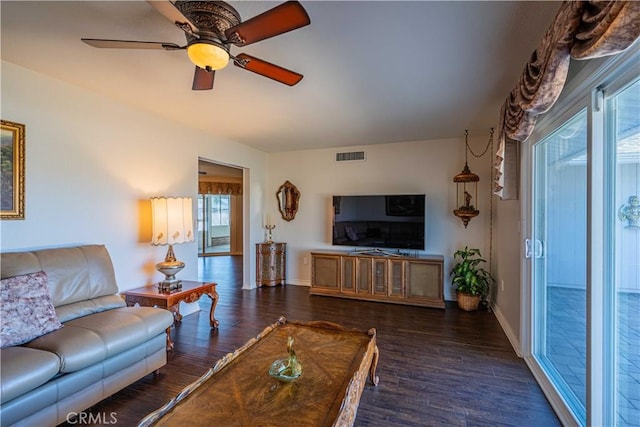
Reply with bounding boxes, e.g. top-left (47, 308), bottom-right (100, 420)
top-left (121, 281), bottom-right (219, 351)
